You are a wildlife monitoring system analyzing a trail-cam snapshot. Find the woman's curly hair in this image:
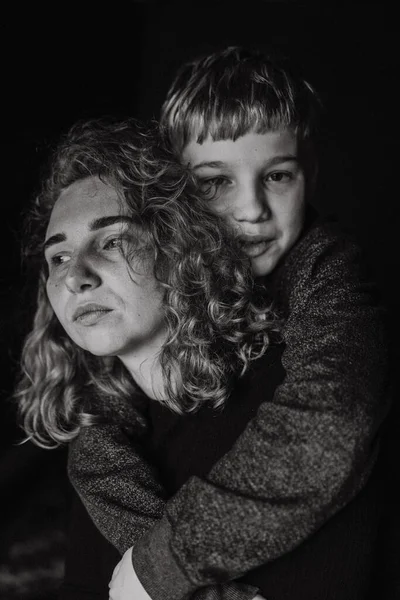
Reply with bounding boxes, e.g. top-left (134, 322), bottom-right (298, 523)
top-left (15, 117), bottom-right (280, 448)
